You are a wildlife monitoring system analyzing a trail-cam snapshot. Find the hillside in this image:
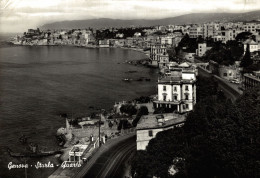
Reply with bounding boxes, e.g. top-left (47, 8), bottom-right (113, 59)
top-left (41, 10), bottom-right (260, 30)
